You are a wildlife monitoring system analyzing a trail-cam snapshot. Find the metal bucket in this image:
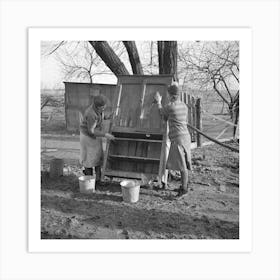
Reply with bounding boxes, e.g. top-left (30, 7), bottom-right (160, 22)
top-left (79, 175), bottom-right (96, 194)
top-left (120, 180), bottom-right (140, 203)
